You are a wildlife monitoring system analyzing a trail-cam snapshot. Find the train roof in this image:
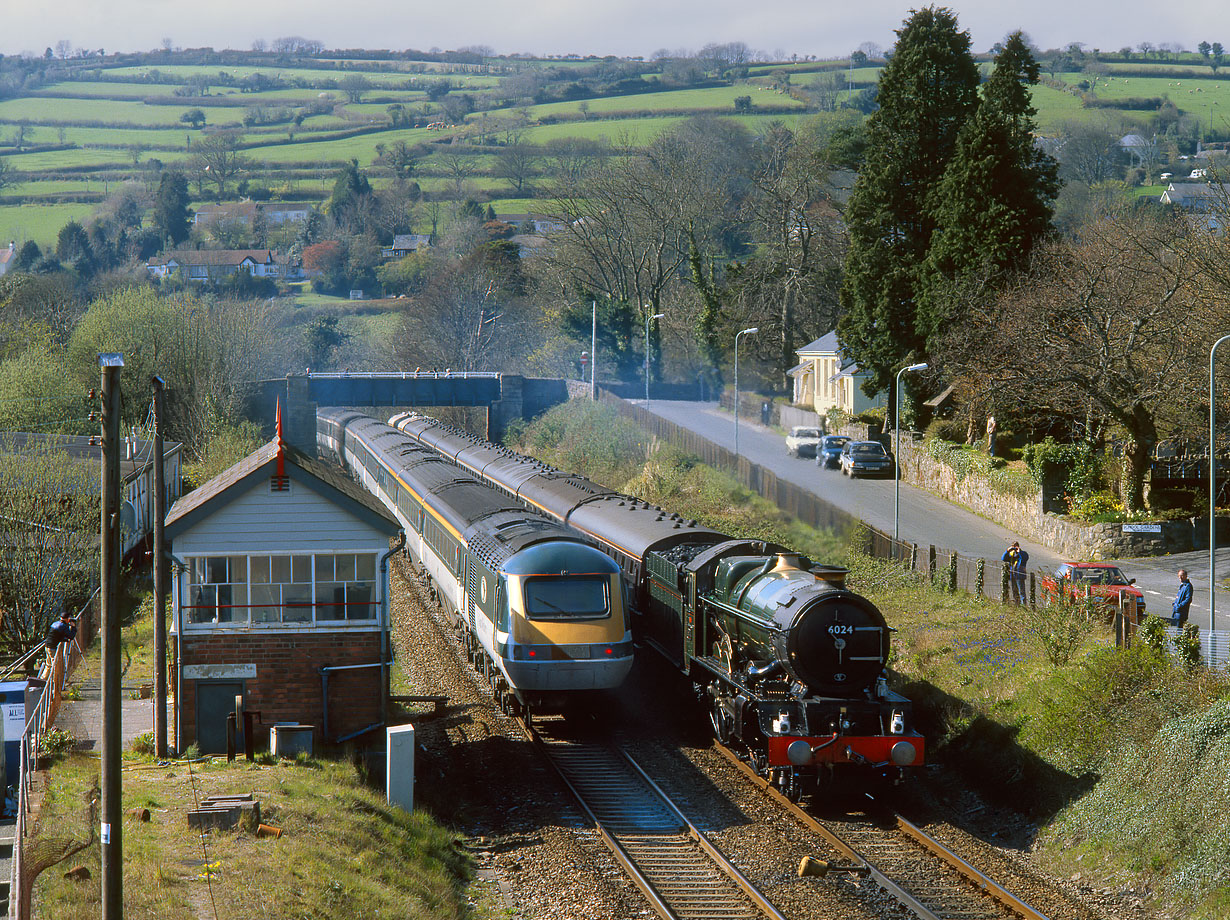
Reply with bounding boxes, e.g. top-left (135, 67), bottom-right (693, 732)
top-left (322, 408), bottom-right (586, 571)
